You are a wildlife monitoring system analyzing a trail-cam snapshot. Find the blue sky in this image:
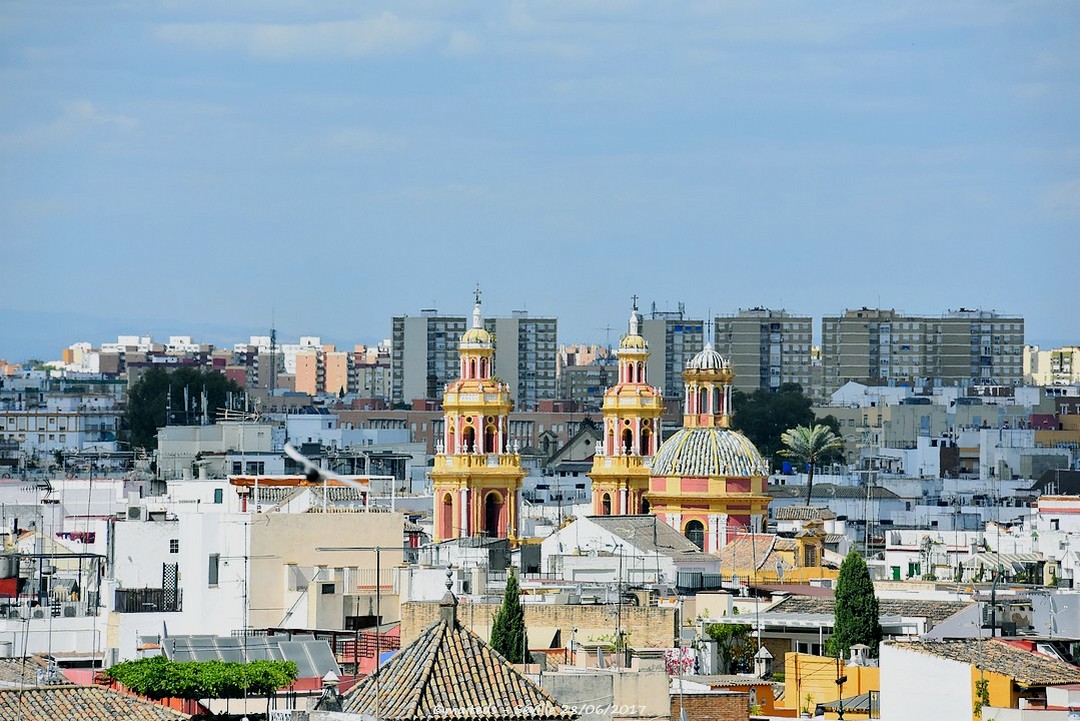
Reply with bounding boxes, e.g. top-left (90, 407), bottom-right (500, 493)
top-left (1, 1), bottom-right (1078, 360)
